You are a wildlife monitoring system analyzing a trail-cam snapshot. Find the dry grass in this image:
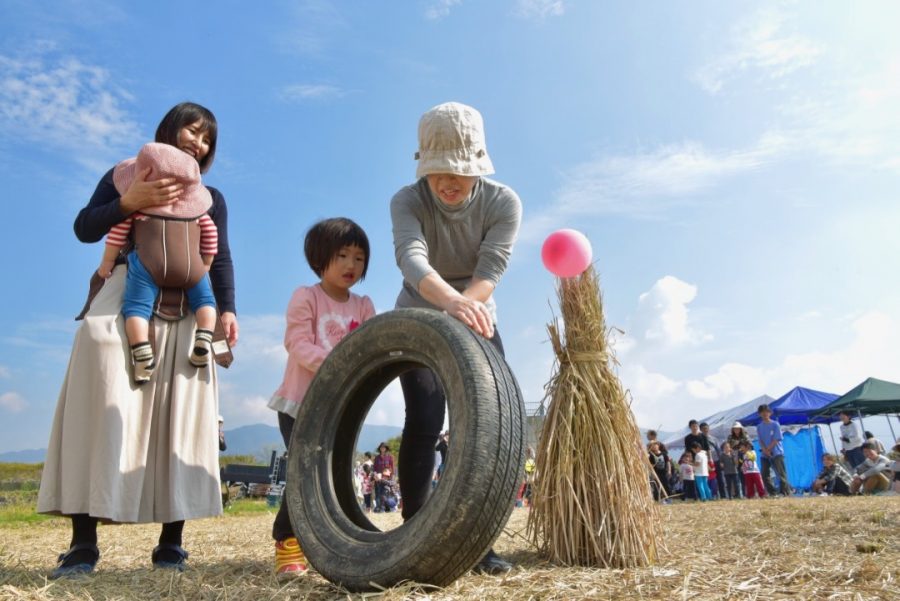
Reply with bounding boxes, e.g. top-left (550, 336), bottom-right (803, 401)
top-left (528, 267), bottom-right (661, 567)
top-left (1, 496), bottom-right (898, 600)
